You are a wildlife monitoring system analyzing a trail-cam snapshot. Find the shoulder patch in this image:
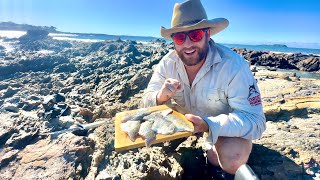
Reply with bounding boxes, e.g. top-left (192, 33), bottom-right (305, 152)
top-left (247, 84), bottom-right (261, 106)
